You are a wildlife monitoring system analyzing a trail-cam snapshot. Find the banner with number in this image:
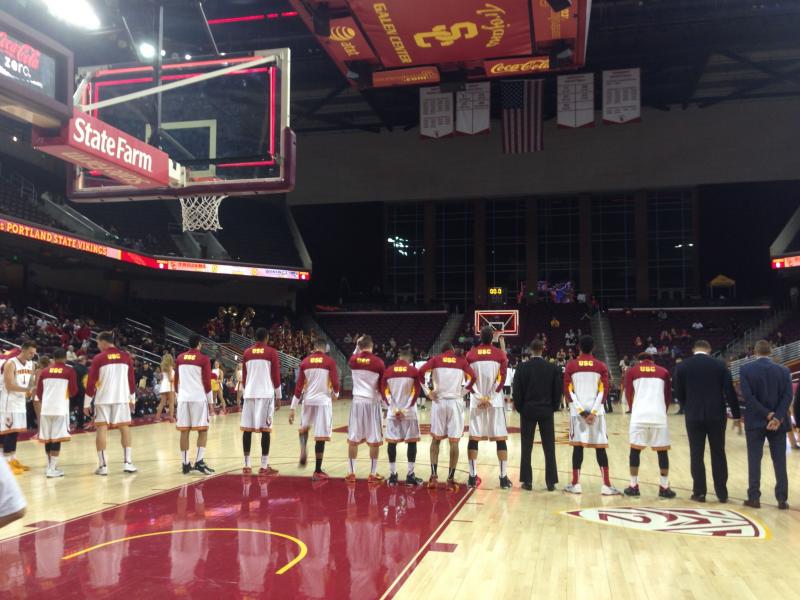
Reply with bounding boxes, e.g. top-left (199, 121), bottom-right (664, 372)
top-left (455, 82), bottom-right (490, 135)
top-left (557, 73), bottom-right (594, 128)
top-left (420, 86), bottom-right (454, 138)
top-left (602, 68), bottom-right (641, 124)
